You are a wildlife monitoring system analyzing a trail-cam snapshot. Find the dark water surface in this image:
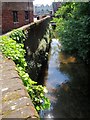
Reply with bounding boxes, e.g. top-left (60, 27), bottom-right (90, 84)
top-left (39, 39), bottom-right (89, 118)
